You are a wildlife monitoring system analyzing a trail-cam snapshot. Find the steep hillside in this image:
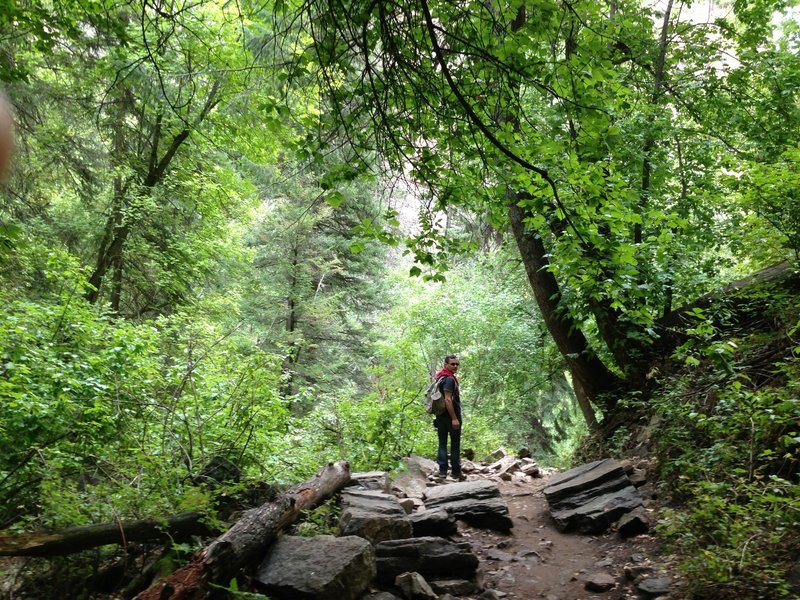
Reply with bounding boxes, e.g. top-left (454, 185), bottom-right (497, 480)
top-left (584, 263), bottom-right (800, 599)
